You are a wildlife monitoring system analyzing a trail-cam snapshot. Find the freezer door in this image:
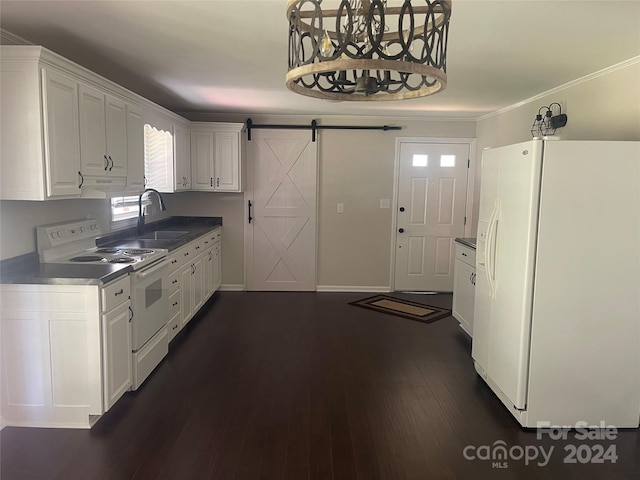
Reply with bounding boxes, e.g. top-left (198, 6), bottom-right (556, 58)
top-left (473, 140), bottom-right (543, 411)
